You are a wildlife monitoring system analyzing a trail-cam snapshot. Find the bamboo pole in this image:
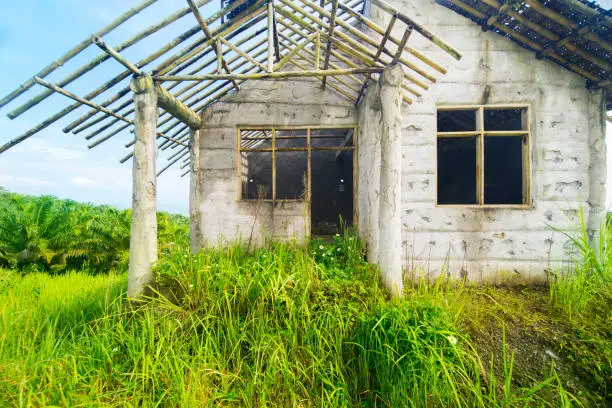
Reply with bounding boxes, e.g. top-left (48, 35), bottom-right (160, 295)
top-left (278, 0), bottom-right (436, 83)
top-left (273, 32), bottom-right (319, 71)
top-left (298, 0), bottom-right (438, 82)
top-left (446, 0), bottom-right (607, 84)
top-left (157, 68), bottom-right (383, 81)
top-left (0, 0), bottom-right (159, 111)
top-left (337, 3), bottom-right (447, 74)
top-left (321, 0), bottom-right (339, 88)
top-left (93, 37), bottom-right (203, 129)
top-left (70, 24), bottom-right (266, 137)
top-left (276, 6), bottom-right (425, 95)
top-left (277, 29), bottom-right (363, 91)
top-left (93, 36), bottom-right (143, 75)
top-left (186, 0), bottom-right (240, 91)
top-left (479, 0), bottom-right (611, 71)
top-left (158, 150), bottom-right (190, 176)
top-left (155, 0), bottom-right (268, 75)
top-left (268, 0), bottom-right (275, 71)
top-left (64, 0), bottom-right (261, 134)
top-left (371, 0), bottom-right (461, 60)
top-left (34, 77), bottom-right (135, 125)
top-left (277, 16), bottom-right (416, 100)
top-left (220, 36), bottom-right (269, 72)
top-left (356, 14), bottom-right (396, 104)
top-left (392, 27), bottom-right (413, 64)
top-left (7, 0), bottom-right (214, 120)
